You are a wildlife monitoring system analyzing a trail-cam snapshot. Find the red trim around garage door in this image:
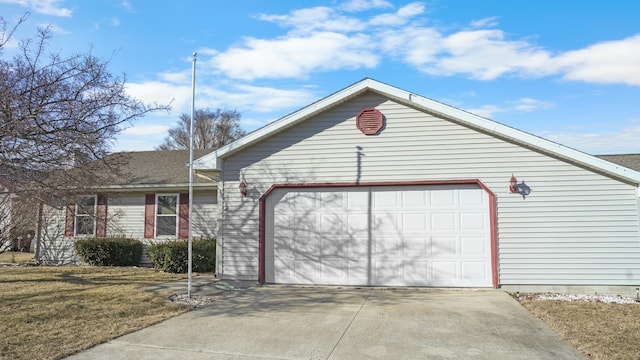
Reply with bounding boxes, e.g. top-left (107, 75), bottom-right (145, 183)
top-left (258, 179), bottom-right (498, 288)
